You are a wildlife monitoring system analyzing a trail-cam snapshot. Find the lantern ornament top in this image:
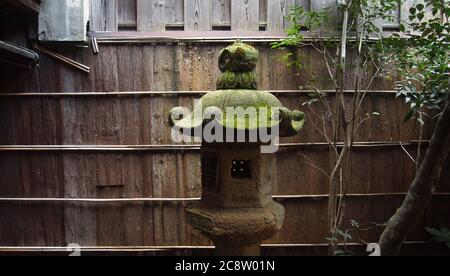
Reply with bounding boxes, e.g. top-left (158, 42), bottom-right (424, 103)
top-left (169, 41), bottom-right (305, 138)
top-left (217, 40), bottom-right (259, 90)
